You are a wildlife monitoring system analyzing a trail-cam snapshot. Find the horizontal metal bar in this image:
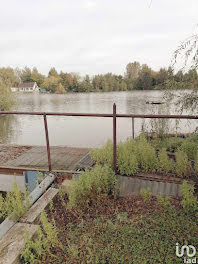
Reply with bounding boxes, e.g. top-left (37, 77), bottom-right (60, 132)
top-left (0, 165), bottom-right (81, 174)
top-left (0, 111), bottom-right (198, 119)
